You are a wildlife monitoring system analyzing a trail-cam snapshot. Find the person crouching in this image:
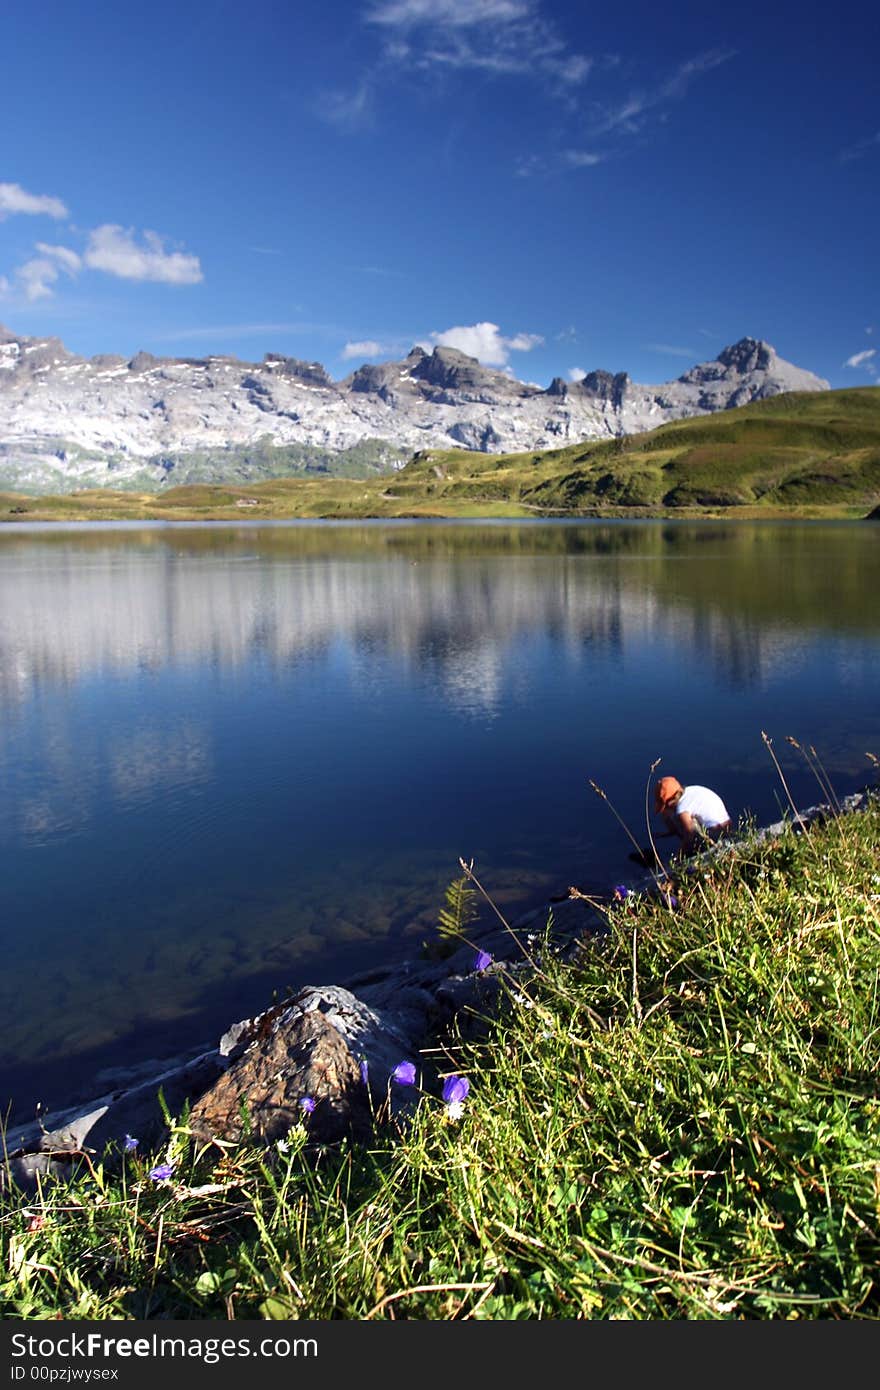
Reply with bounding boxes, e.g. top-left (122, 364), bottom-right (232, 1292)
top-left (654, 775), bottom-right (731, 857)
